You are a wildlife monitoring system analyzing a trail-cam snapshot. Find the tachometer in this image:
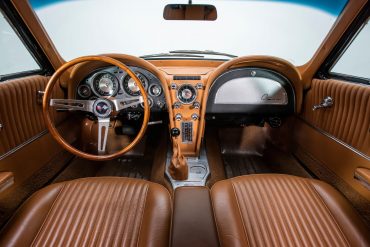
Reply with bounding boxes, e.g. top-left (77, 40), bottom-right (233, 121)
top-left (92, 72), bottom-right (119, 96)
top-left (122, 72), bottom-right (148, 96)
